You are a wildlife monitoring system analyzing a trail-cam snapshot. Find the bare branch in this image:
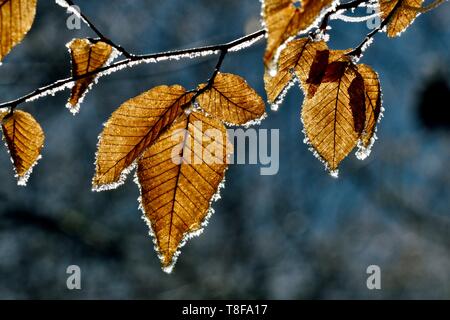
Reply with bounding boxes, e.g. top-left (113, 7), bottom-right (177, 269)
top-left (0, 30), bottom-right (265, 110)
